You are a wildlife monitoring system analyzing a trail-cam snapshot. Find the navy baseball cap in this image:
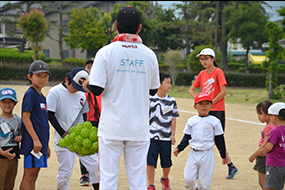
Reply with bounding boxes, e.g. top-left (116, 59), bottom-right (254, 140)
top-left (117, 5), bottom-right (140, 28)
top-left (69, 67), bottom-right (89, 92)
top-left (85, 57), bottom-right (94, 66)
top-left (29, 60), bottom-right (50, 74)
top-left (0, 87), bottom-right (18, 102)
